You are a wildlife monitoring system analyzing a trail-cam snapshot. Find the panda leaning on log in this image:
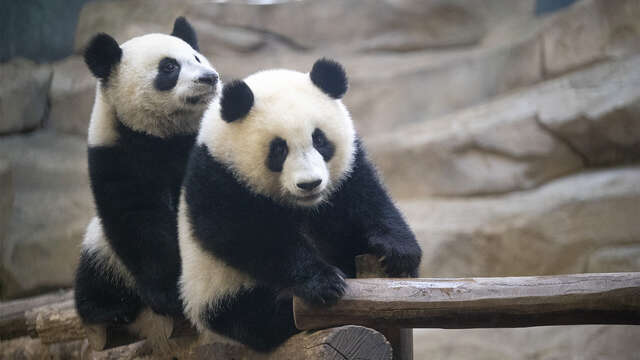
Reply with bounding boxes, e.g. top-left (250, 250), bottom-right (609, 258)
top-left (179, 58), bottom-right (422, 351)
top-left (74, 17), bottom-right (220, 336)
